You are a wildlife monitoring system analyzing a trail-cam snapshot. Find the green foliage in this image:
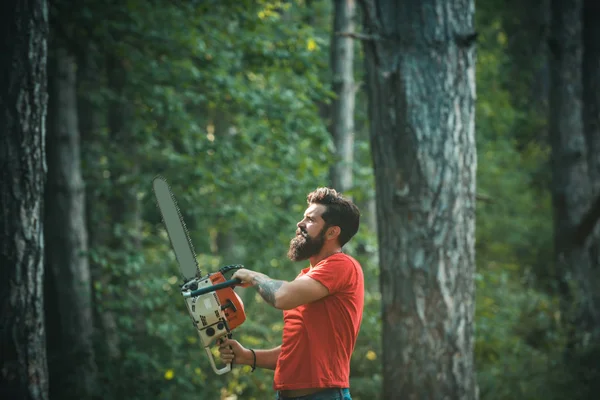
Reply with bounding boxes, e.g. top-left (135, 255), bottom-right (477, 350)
top-left (471, 3), bottom-right (591, 399)
top-left (48, 0), bottom-right (590, 398)
top-left (66, 1), bottom-right (381, 399)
